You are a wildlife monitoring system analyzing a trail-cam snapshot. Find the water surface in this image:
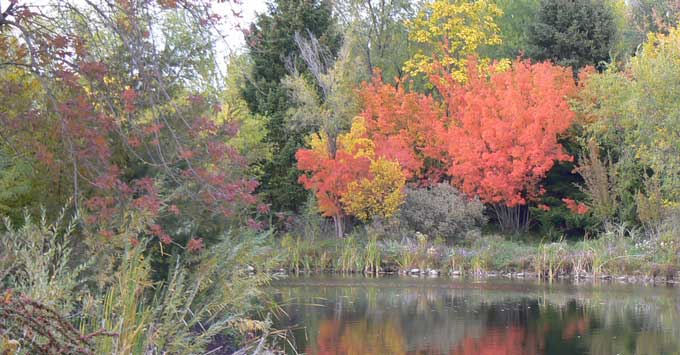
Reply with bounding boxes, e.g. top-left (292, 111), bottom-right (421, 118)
top-left (271, 275), bottom-right (680, 355)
